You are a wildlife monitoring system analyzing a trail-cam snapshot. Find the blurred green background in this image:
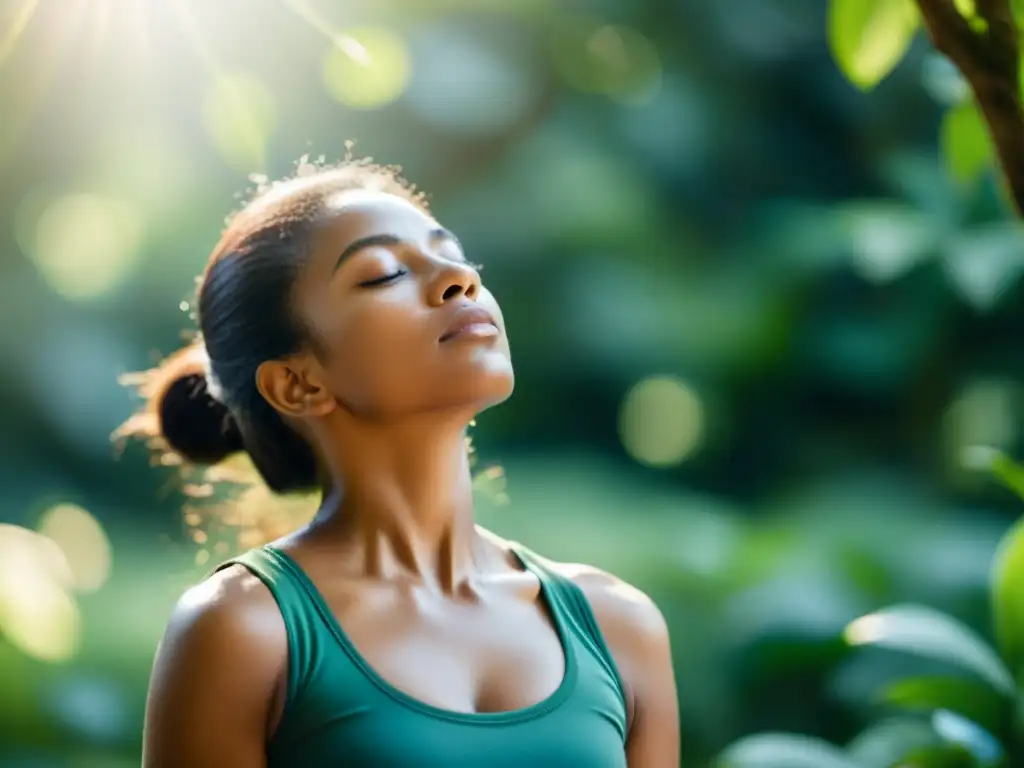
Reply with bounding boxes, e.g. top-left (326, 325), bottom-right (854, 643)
top-left (2, 0), bottom-right (1023, 766)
